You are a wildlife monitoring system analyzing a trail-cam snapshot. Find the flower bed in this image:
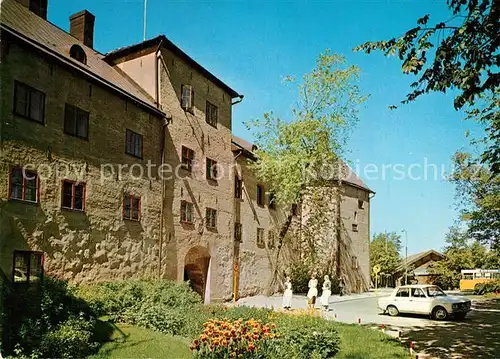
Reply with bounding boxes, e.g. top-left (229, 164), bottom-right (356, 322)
top-left (191, 318), bottom-right (279, 358)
